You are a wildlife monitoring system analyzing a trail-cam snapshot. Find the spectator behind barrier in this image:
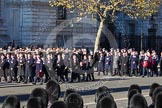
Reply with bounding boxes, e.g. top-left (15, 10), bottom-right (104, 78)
top-left (95, 86), bottom-right (111, 102)
top-left (30, 88), bottom-right (48, 108)
top-left (27, 97), bottom-right (44, 108)
top-left (45, 80), bottom-right (61, 107)
top-left (97, 96), bottom-right (117, 108)
top-left (65, 93), bottom-right (83, 108)
top-left (50, 101), bottom-right (67, 108)
top-left (130, 94), bottom-right (148, 108)
top-left (149, 83), bottom-right (160, 99)
top-left (149, 87), bottom-right (162, 108)
top-left (96, 93), bottom-right (115, 108)
top-left (127, 89), bottom-right (139, 108)
top-left (155, 92), bottom-right (162, 108)
top-left (148, 83), bottom-right (160, 108)
top-left (2, 96), bottom-right (20, 108)
top-left (64, 88), bottom-right (77, 101)
top-left (128, 84), bottom-right (142, 94)
top-left (96, 92), bottom-right (114, 106)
